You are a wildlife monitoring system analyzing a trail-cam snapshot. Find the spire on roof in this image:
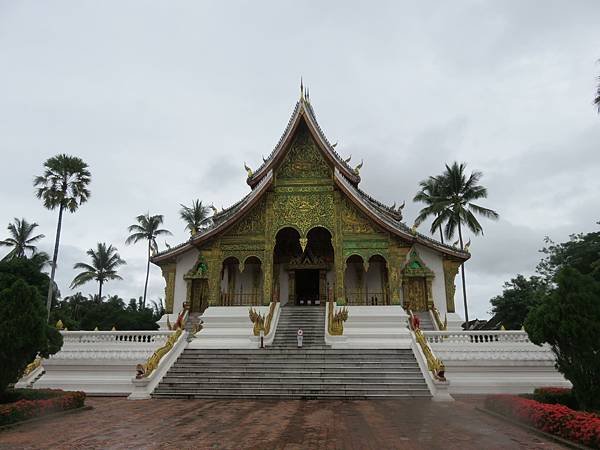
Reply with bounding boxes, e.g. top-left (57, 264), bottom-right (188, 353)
top-left (300, 77), bottom-right (304, 100)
